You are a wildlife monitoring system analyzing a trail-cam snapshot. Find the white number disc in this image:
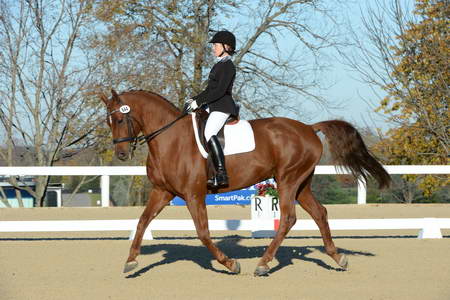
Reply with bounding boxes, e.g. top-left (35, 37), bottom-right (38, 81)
top-left (119, 105), bottom-right (131, 114)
